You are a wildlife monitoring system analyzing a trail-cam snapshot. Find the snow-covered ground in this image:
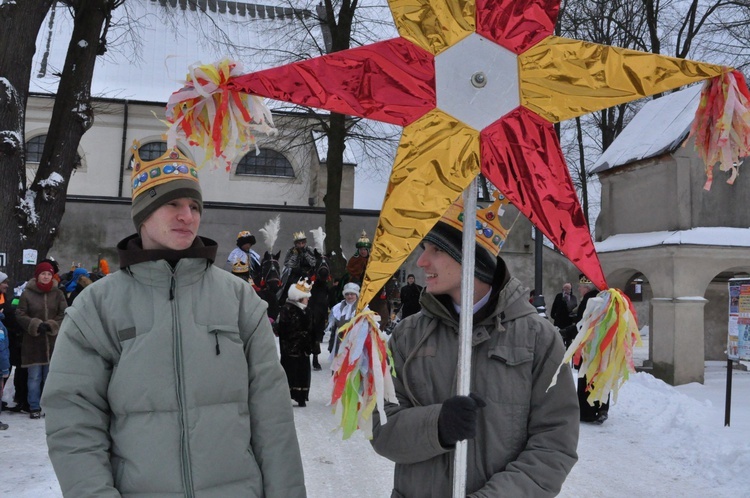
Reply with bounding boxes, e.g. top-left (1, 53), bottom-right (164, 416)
top-left (2, 336), bottom-right (748, 497)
